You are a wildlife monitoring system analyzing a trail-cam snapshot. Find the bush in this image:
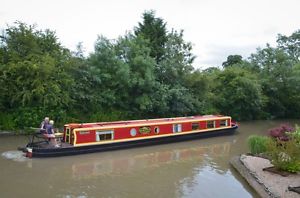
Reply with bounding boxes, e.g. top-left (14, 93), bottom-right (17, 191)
top-left (266, 132), bottom-right (300, 173)
top-left (0, 112), bottom-right (16, 130)
top-left (247, 135), bottom-right (270, 154)
top-left (13, 107), bottom-right (44, 129)
top-left (0, 107), bottom-right (72, 132)
top-left (268, 124), bottom-right (294, 141)
top-left (89, 111), bottom-right (128, 122)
